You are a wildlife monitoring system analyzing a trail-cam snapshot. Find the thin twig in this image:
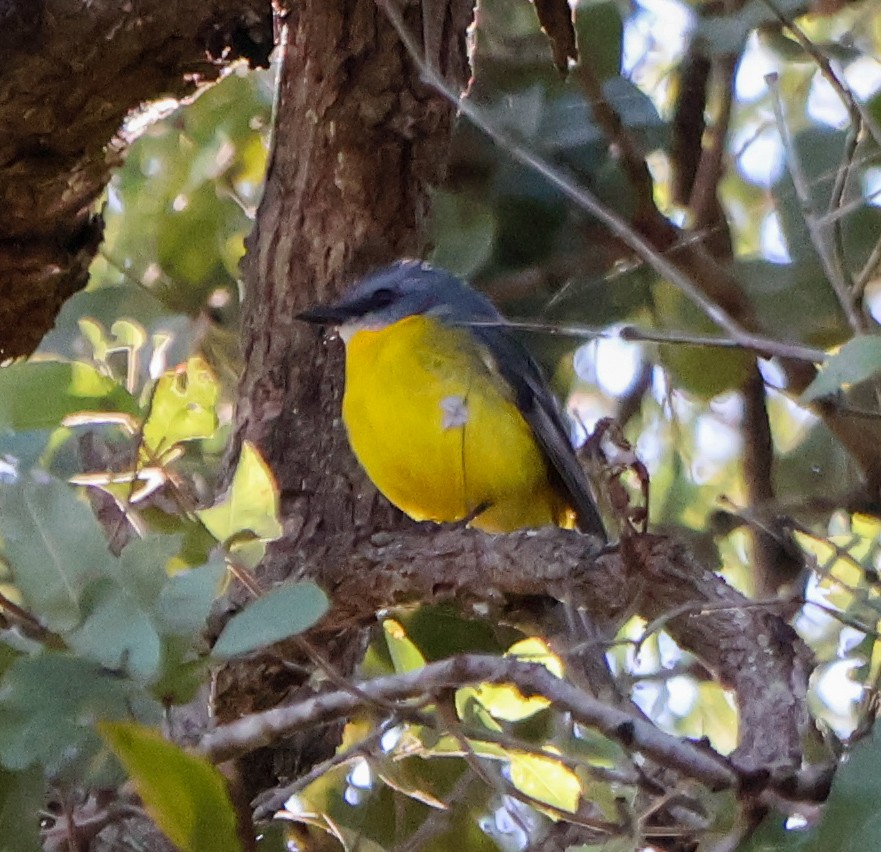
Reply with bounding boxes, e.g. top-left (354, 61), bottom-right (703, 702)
top-left (0, 580), bottom-right (65, 649)
top-left (855, 232), bottom-right (881, 297)
top-left (392, 768), bottom-right (479, 852)
top-left (252, 720), bottom-right (395, 820)
top-left (468, 311), bottom-right (826, 364)
top-left (760, 1), bottom-right (863, 297)
top-left (375, 0), bottom-right (814, 363)
top-left (571, 56), bottom-right (656, 218)
top-left (767, 72), bottom-right (864, 332)
top-left (761, 0), bottom-right (879, 148)
top-left (436, 692), bottom-right (623, 834)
